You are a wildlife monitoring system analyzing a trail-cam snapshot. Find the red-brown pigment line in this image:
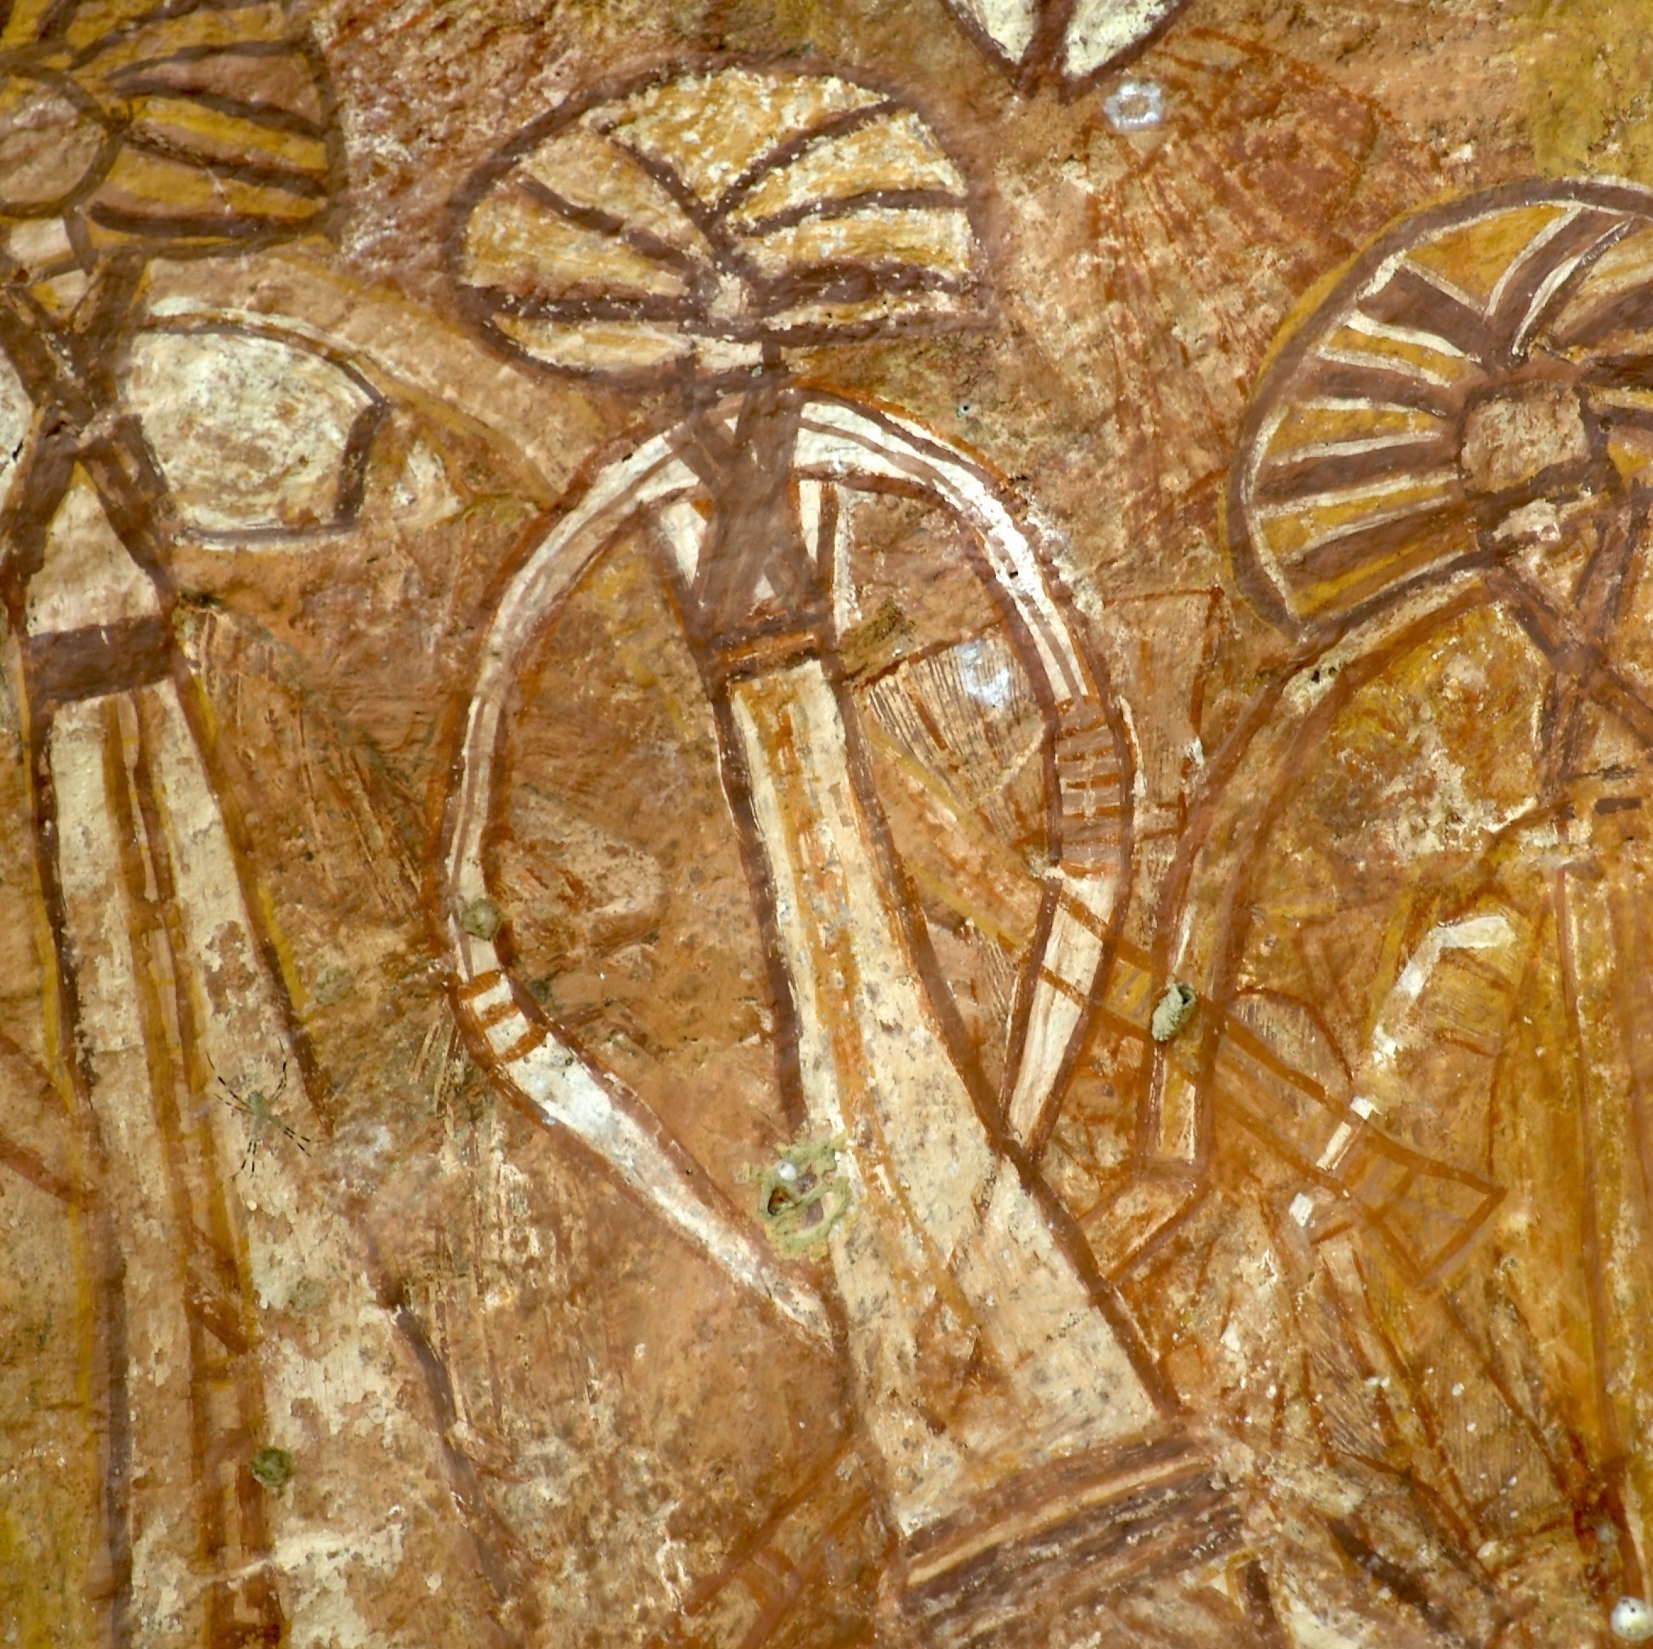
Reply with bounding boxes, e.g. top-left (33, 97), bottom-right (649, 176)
top-left (1554, 861), bottom-right (1646, 1598)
